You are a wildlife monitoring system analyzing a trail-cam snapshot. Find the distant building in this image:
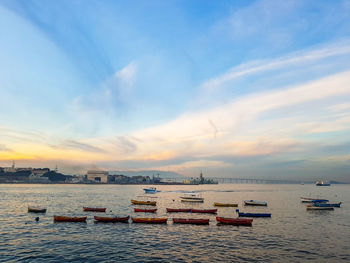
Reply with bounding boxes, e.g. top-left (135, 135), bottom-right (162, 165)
top-left (87, 170), bottom-right (108, 183)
